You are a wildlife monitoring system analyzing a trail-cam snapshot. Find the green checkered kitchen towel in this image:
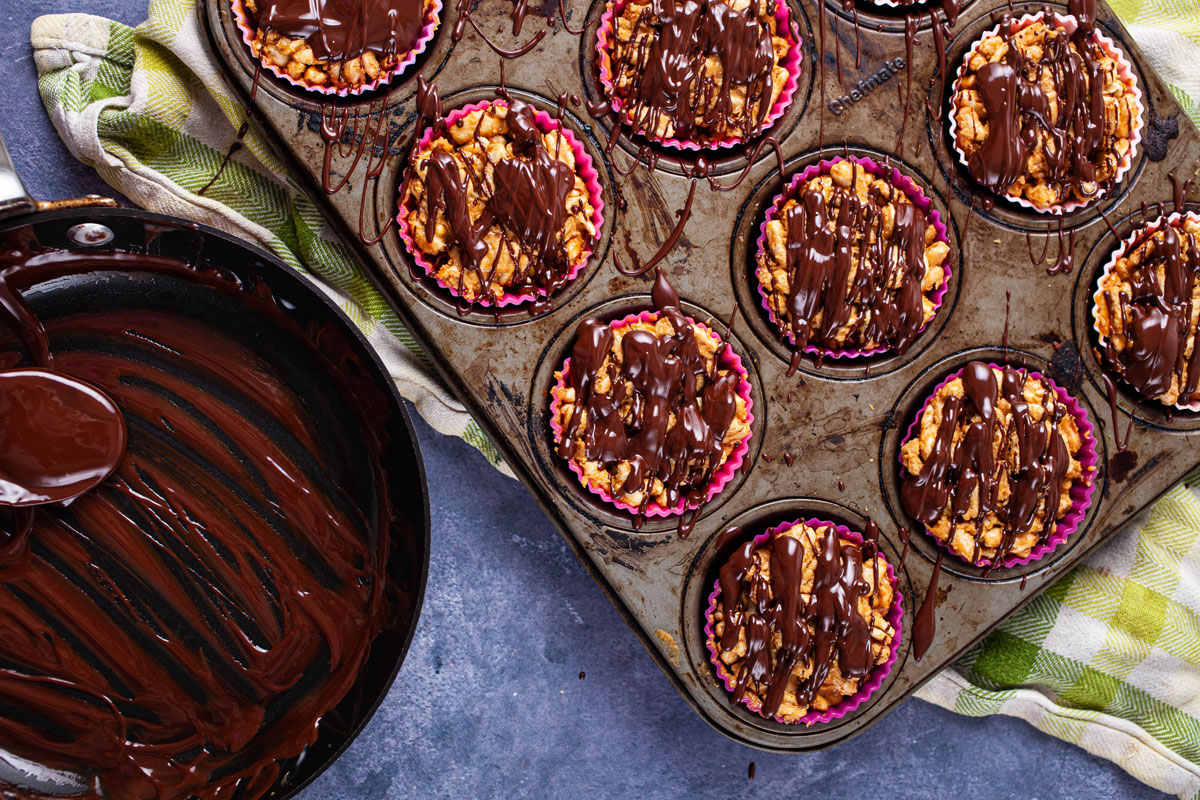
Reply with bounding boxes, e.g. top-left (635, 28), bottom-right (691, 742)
top-left (27, 0), bottom-right (1200, 796)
